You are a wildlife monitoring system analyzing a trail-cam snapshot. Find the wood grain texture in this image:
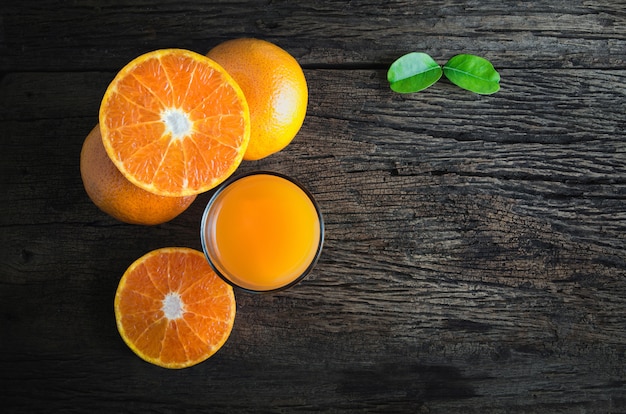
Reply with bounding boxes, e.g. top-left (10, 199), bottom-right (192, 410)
top-left (1, 0), bottom-right (625, 413)
top-left (1, 0), bottom-right (625, 71)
